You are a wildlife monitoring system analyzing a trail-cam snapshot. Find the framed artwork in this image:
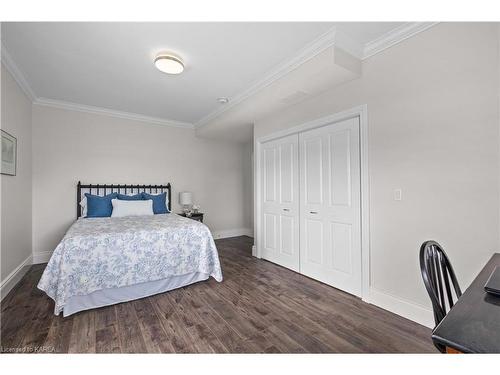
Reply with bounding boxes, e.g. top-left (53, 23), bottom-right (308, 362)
top-left (1, 130), bottom-right (17, 176)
